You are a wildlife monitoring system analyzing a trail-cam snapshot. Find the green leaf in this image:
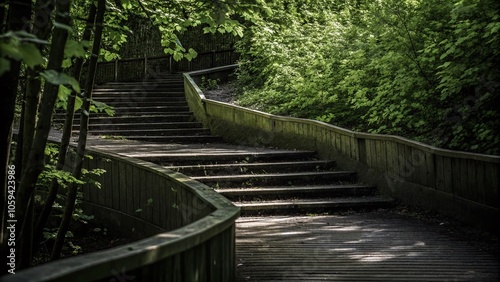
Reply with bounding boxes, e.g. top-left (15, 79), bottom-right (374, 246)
top-left (65, 39), bottom-right (86, 58)
top-left (57, 85), bottom-right (72, 109)
top-left (40, 70), bottom-right (81, 93)
top-left (53, 21), bottom-right (72, 32)
top-left (74, 96), bottom-right (83, 112)
top-left (17, 43), bottom-right (44, 68)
